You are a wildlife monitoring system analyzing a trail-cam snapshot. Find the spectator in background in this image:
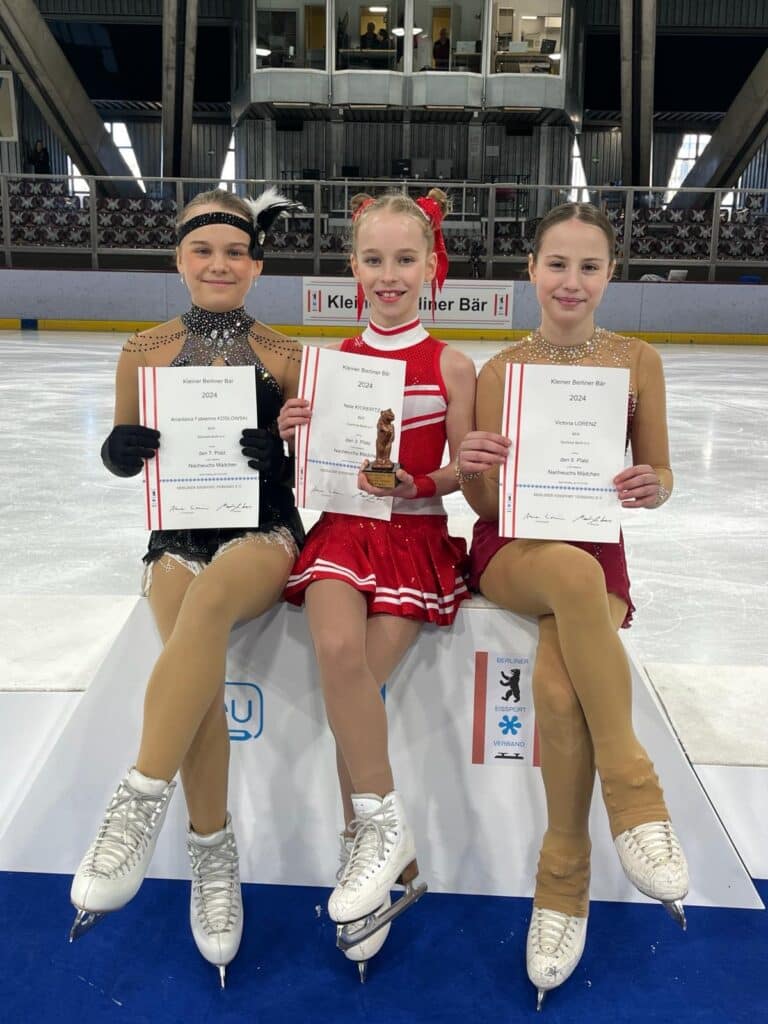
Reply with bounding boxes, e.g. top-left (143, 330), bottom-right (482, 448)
top-left (433, 28), bottom-right (450, 69)
top-left (30, 139), bottom-right (51, 175)
top-left (361, 22), bottom-right (379, 49)
top-left (377, 27), bottom-right (390, 49)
